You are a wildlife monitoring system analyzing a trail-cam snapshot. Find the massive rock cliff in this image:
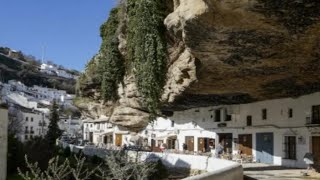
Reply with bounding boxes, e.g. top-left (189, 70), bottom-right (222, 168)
top-left (77, 0), bottom-right (320, 130)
